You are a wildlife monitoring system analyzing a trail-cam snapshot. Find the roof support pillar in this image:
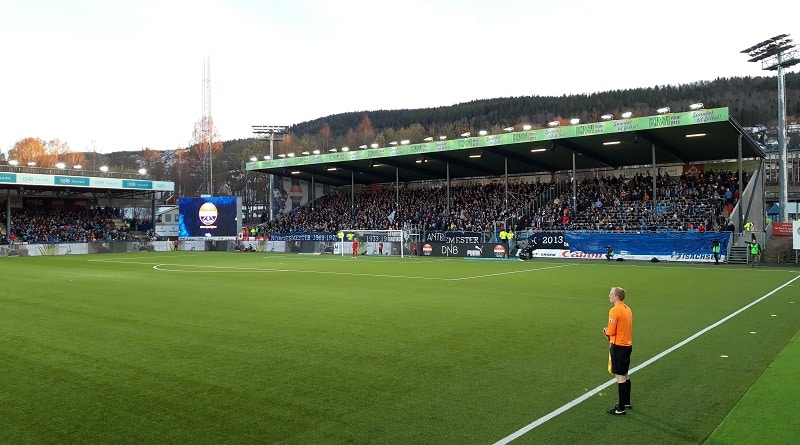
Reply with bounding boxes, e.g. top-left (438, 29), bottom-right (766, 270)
top-left (504, 157), bottom-right (509, 214)
top-left (396, 167), bottom-right (399, 225)
top-left (652, 143), bottom-right (657, 222)
top-left (571, 151), bottom-right (577, 219)
top-left (351, 170), bottom-right (354, 217)
top-left (446, 162), bottom-right (451, 215)
top-left (738, 134), bottom-right (744, 234)
top-left (5, 189), bottom-right (10, 236)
